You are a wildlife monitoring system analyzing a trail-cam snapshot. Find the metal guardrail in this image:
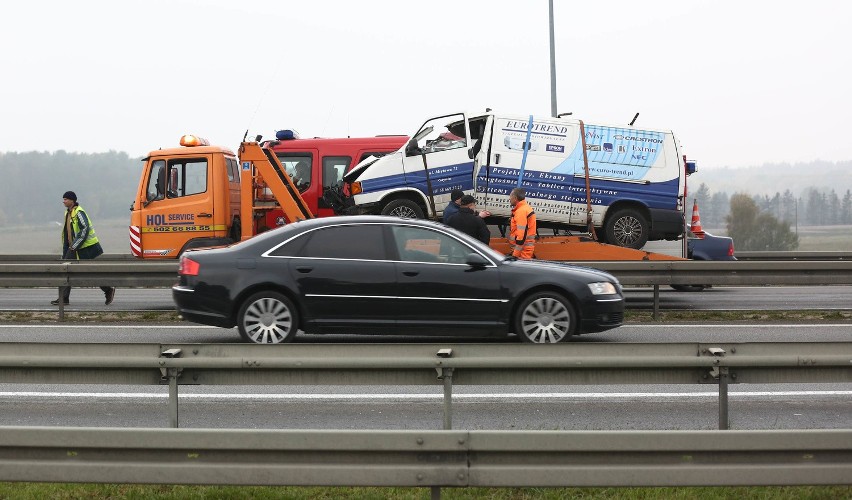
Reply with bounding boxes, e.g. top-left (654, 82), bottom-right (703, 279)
top-left (0, 427), bottom-right (849, 487)
top-left (1, 342), bottom-right (850, 491)
top-left (2, 258), bottom-right (851, 319)
top-left (736, 251), bottom-right (852, 261)
top-left (1, 342), bottom-right (850, 430)
top-left (3, 258), bottom-right (852, 289)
